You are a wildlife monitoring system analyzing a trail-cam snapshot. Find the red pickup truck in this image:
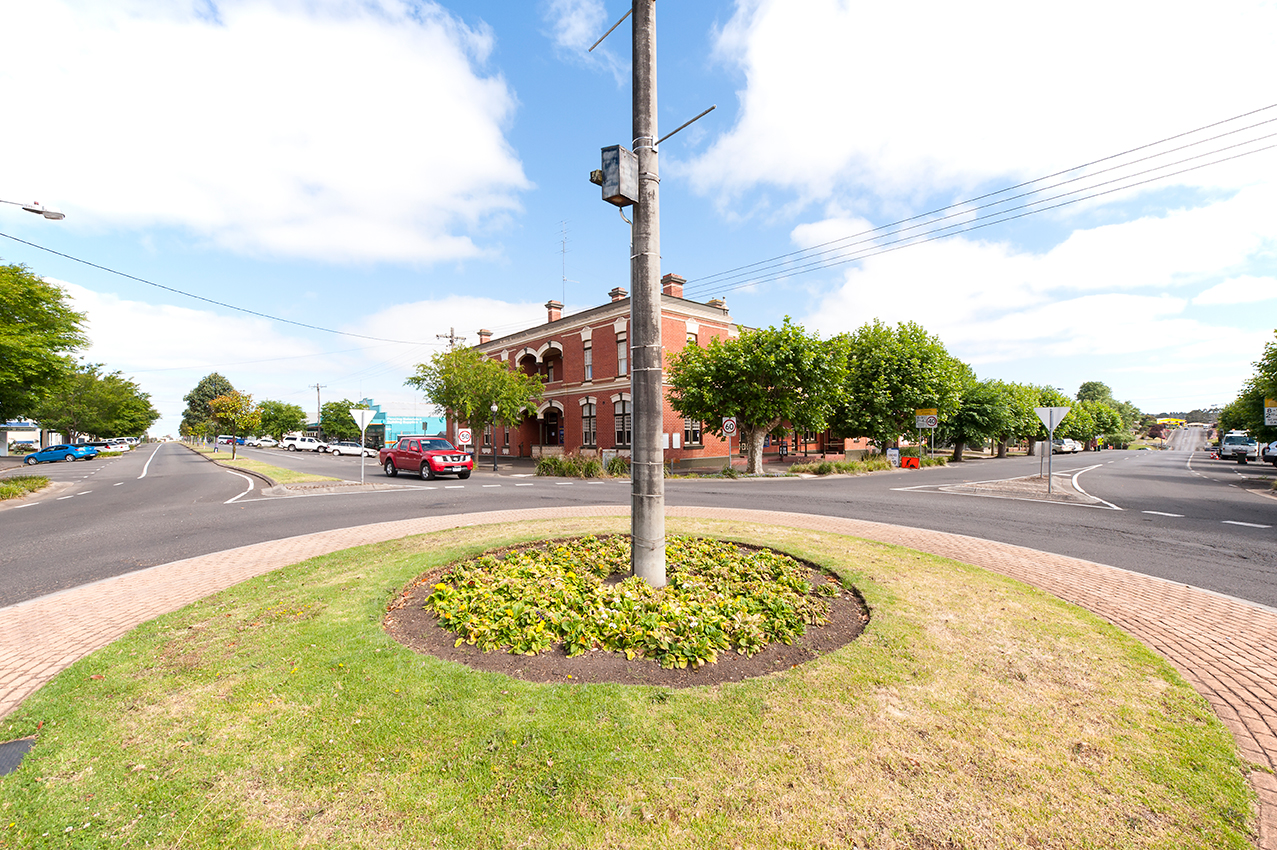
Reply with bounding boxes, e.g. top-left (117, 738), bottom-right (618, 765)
top-left (379, 435), bottom-right (473, 480)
